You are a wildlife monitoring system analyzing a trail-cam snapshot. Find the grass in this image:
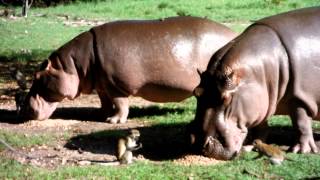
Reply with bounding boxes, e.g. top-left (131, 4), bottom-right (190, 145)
top-left (1, 98), bottom-right (320, 179)
top-left (1, 150), bottom-right (320, 179)
top-left (130, 97), bottom-right (196, 125)
top-left (0, 129), bottom-right (68, 151)
top-left (0, 0), bottom-right (319, 62)
top-left (1, 0), bottom-right (320, 179)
